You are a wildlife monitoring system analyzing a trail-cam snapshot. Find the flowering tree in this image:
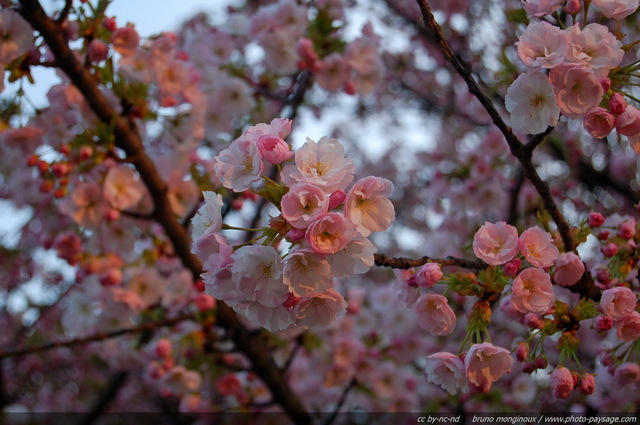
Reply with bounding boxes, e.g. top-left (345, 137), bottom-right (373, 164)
top-left (1, 0), bottom-right (640, 422)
